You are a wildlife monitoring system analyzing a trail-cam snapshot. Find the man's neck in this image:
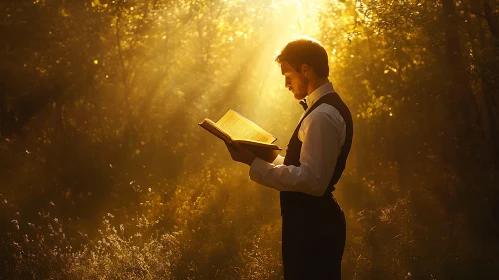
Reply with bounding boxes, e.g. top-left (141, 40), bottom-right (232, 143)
top-left (307, 78), bottom-right (330, 96)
